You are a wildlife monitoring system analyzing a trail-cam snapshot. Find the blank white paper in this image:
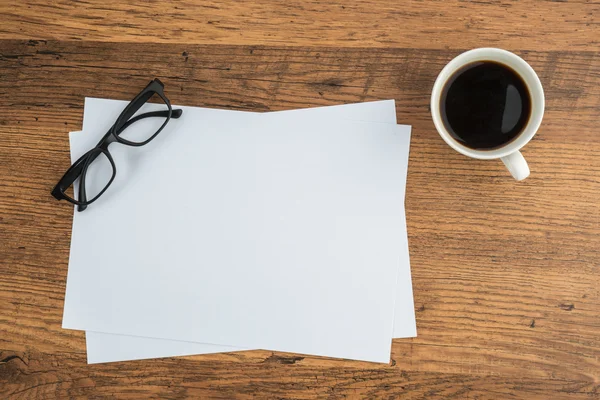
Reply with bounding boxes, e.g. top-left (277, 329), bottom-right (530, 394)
top-left (80, 100), bottom-right (415, 364)
top-left (70, 99), bottom-right (415, 364)
top-left (64, 99), bottom-right (414, 362)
